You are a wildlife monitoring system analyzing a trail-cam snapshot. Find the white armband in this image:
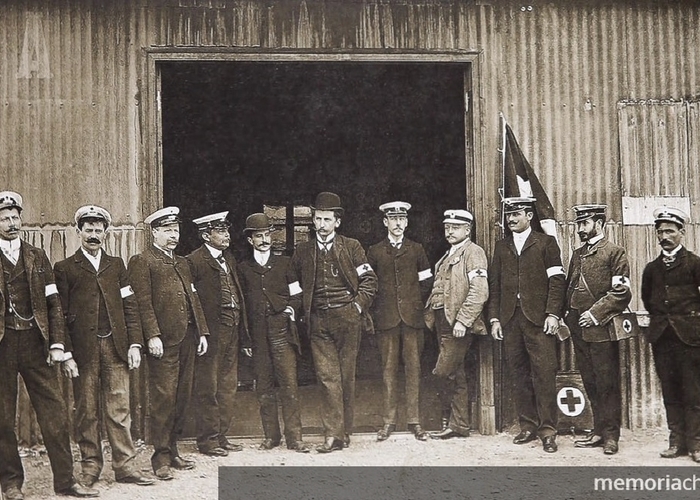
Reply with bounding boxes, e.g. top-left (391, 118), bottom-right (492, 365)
top-left (45, 284), bottom-right (58, 297)
top-left (418, 269), bottom-right (433, 281)
top-left (120, 285), bottom-right (135, 298)
top-left (288, 281), bottom-right (302, 296)
top-left (467, 269), bottom-right (488, 280)
top-left (356, 263), bottom-right (373, 276)
top-left (612, 275), bottom-right (631, 288)
top-left (546, 266), bottom-right (565, 278)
